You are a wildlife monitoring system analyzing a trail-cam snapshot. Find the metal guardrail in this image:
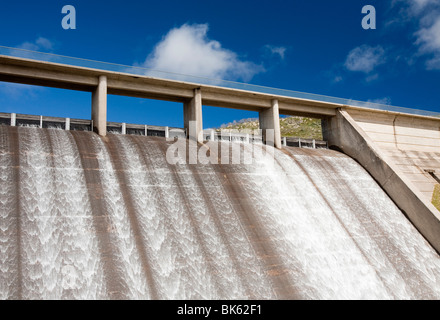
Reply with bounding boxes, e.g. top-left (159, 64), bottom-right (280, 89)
top-left (0, 112), bottom-right (327, 149)
top-left (203, 130), bottom-right (263, 144)
top-left (203, 130), bottom-right (327, 148)
top-left (0, 112), bottom-right (186, 138)
top-left (0, 45), bottom-right (439, 118)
